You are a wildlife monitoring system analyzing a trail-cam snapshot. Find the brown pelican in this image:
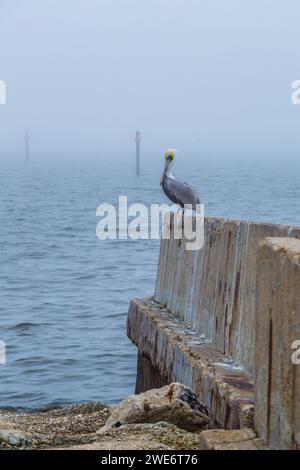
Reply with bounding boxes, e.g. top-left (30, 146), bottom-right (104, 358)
top-left (160, 149), bottom-right (200, 210)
